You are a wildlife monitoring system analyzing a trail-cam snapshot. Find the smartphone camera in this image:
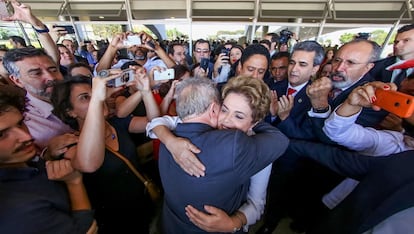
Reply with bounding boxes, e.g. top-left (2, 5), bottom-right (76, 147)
top-left (154, 69), bottom-right (175, 81)
top-left (98, 69), bottom-right (134, 87)
top-left (124, 35), bottom-right (142, 46)
top-left (221, 49), bottom-right (230, 62)
top-left (200, 58), bottom-right (209, 71)
top-left (53, 25), bottom-right (75, 34)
